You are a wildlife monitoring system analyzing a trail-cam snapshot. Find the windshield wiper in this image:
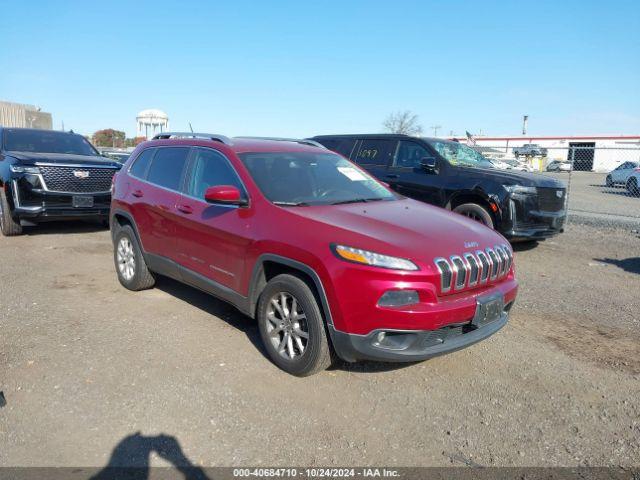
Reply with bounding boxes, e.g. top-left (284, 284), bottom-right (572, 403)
top-left (273, 201), bottom-right (310, 207)
top-left (330, 197), bottom-right (385, 205)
